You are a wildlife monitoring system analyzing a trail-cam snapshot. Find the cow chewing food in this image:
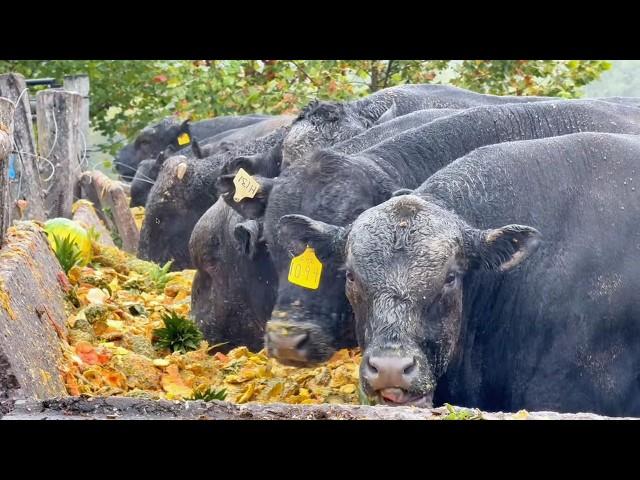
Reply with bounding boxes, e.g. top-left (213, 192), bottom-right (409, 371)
top-left (285, 132), bottom-right (640, 417)
top-left (265, 100), bottom-right (640, 366)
